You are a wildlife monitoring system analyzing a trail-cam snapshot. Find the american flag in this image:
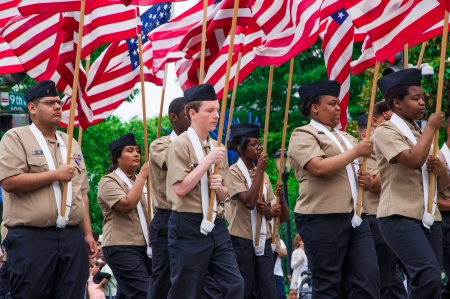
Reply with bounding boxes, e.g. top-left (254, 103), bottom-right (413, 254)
top-left (250, 0), bottom-right (323, 67)
top-left (145, 0), bottom-right (219, 74)
top-left (342, 0), bottom-right (444, 62)
top-left (1, 13), bottom-right (62, 81)
top-left (57, 5), bottom-right (138, 65)
top-left (60, 3), bottom-right (171, 128)
top-left (18, 0), bottom-right (132, 15)
top-left (178, 0), bottom-right (258, 59)
top-left (351, 17), bottom-right (450, 75)
top-left (121, 0), bottom-right (185, 5)
top-left (0, 0), bottom-right (24, 74)
top-left (176, 25), bottom-right (265, 99)
top-left (321, 8), bottom-right (354, 129)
